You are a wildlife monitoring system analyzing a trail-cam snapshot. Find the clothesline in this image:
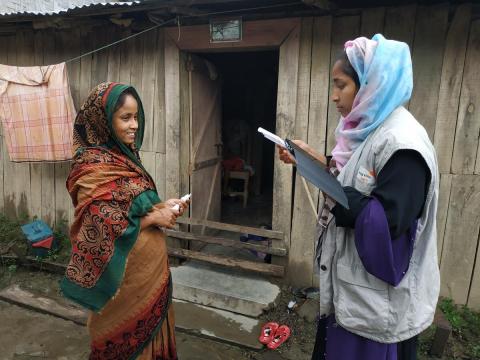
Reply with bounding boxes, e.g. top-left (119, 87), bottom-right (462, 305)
top-left (64, 1), bottom-right (303, 64)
